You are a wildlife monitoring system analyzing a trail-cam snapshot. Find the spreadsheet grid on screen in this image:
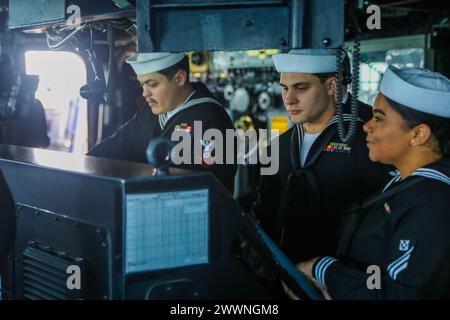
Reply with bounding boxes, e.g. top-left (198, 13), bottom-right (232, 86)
top-left (125, 189), bottom-right (209, 274)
